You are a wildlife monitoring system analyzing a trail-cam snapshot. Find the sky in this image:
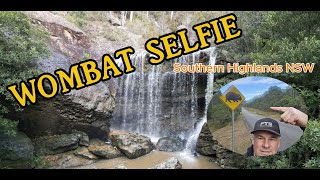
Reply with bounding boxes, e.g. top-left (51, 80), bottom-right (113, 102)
top-left (220, 76), bottom-right (289, 101)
